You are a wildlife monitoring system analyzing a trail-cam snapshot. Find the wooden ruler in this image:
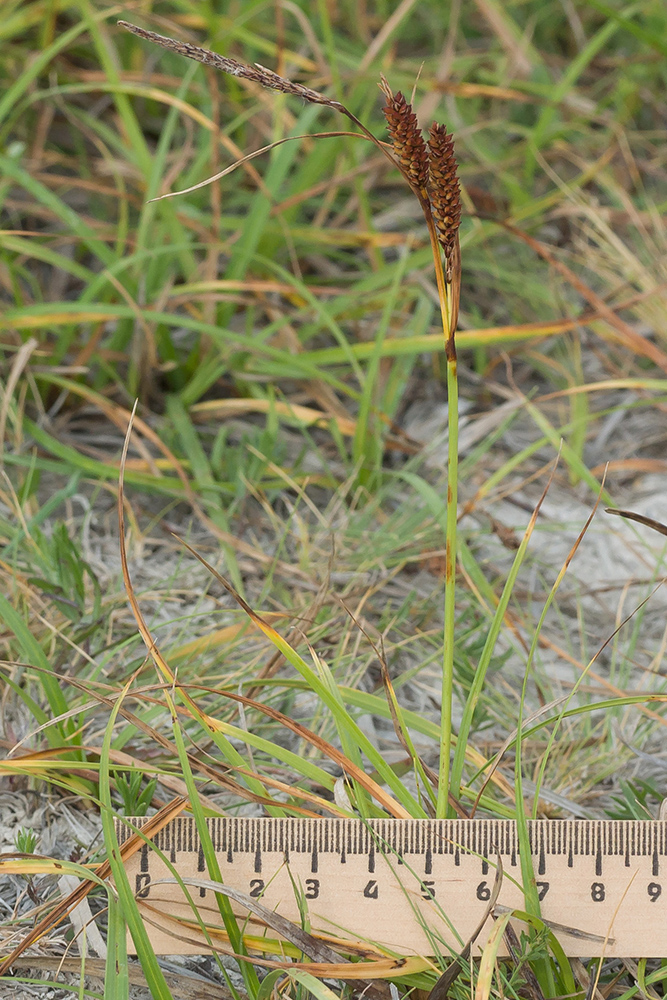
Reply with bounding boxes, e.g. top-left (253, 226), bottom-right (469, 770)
top-left (116, 817), bottom-right (667, 957)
